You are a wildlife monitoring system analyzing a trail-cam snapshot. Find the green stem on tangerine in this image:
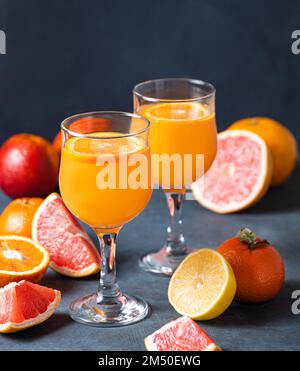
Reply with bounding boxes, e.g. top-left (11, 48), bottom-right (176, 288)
top-left (236, 228), bottom-right (268, 250)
